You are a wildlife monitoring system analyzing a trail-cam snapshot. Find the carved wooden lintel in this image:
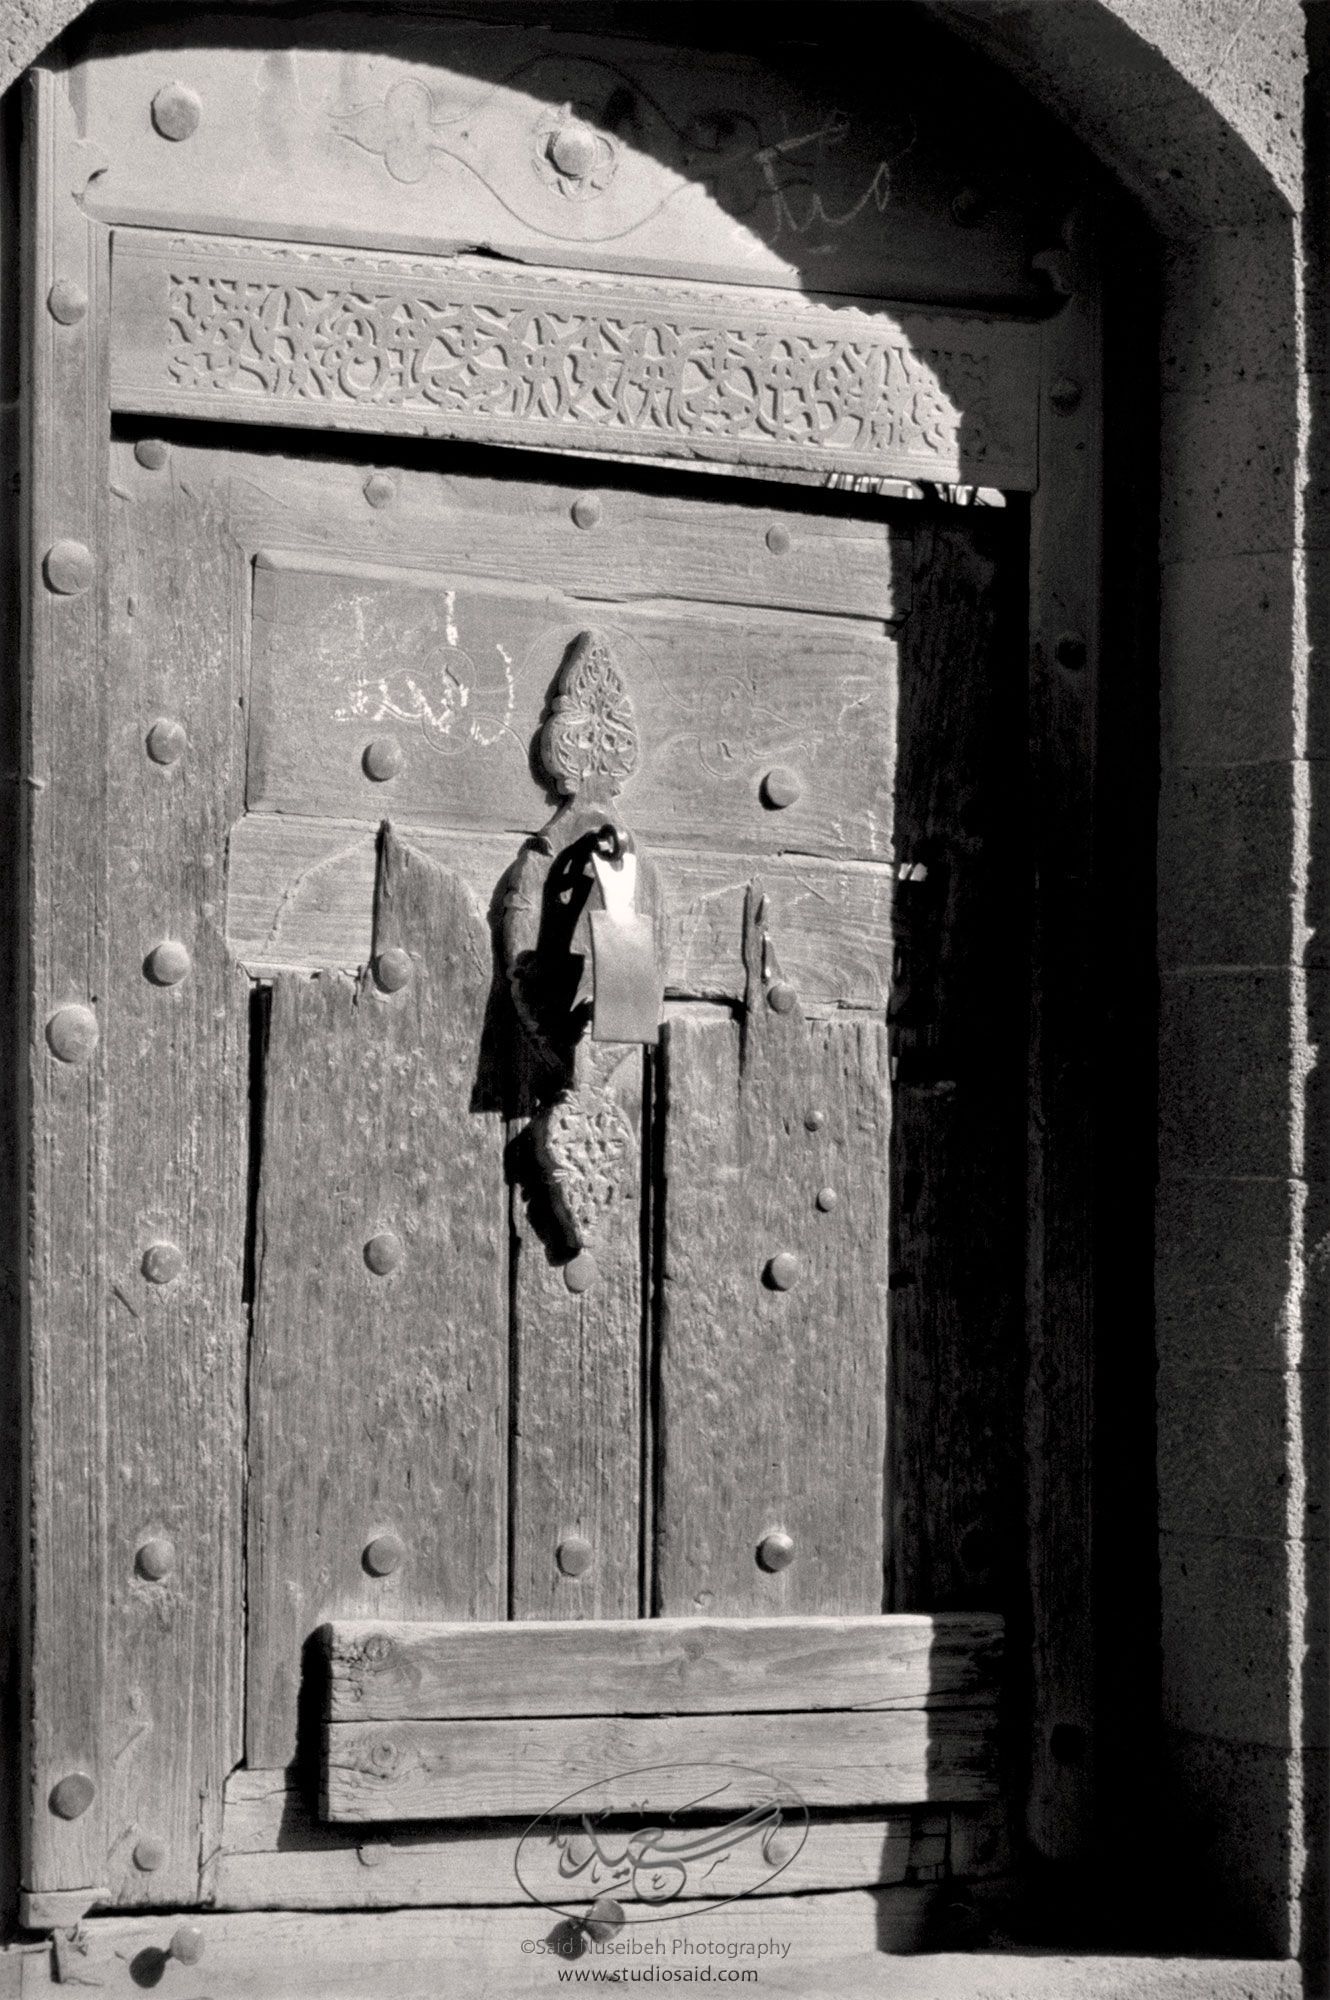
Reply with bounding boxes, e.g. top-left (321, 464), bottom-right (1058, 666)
top-left (109, 231), bottom-right (1040, 490)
